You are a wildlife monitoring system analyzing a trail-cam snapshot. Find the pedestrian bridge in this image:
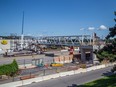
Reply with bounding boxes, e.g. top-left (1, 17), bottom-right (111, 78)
top-left (37, 35), bottom-right (92, 46)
